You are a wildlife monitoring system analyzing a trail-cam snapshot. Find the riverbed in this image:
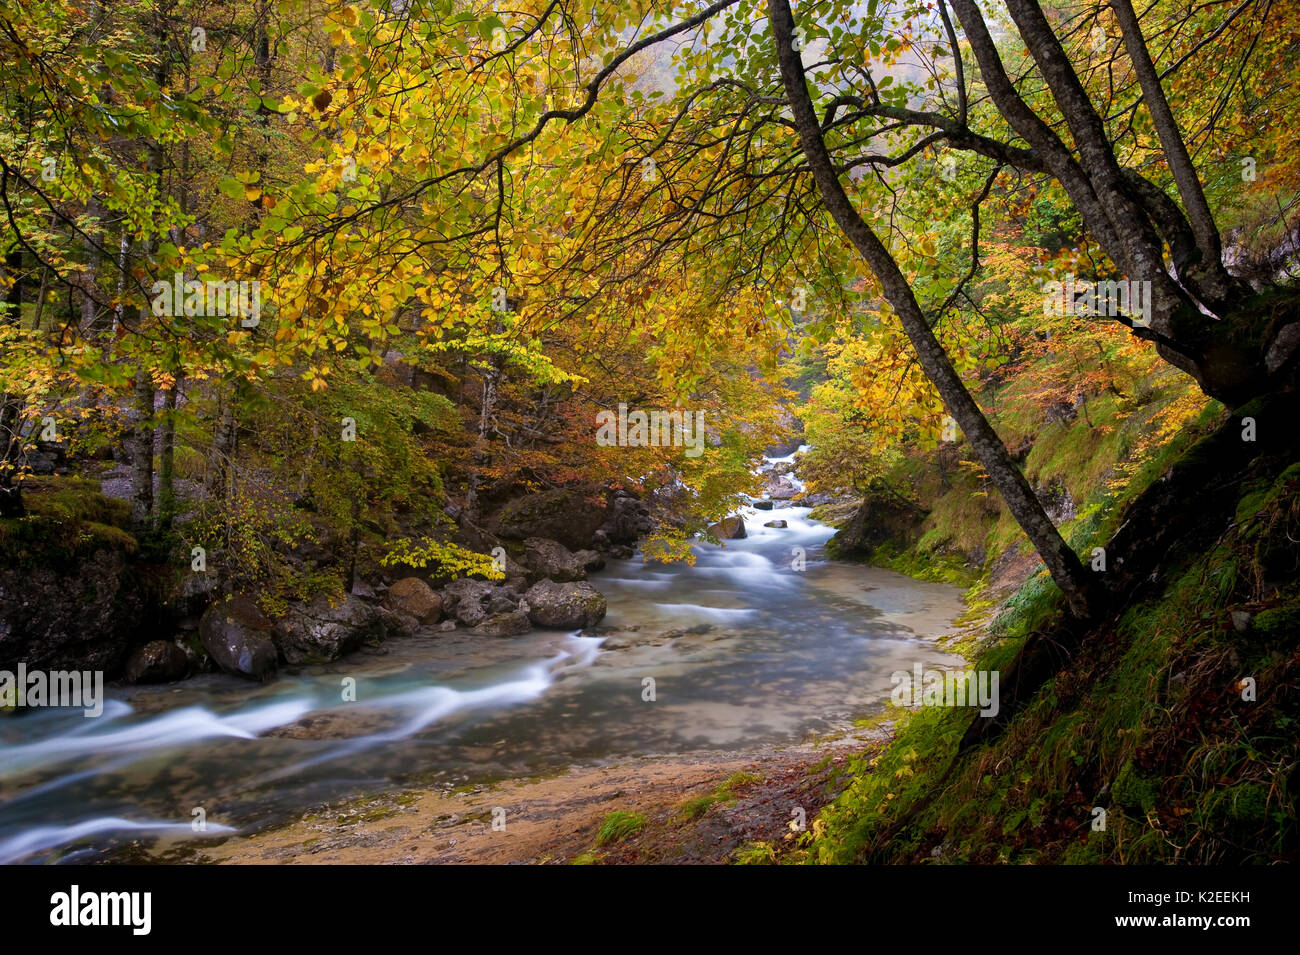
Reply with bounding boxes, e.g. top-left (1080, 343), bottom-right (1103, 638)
top-left (0, 496), bottom-right (964, 864)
